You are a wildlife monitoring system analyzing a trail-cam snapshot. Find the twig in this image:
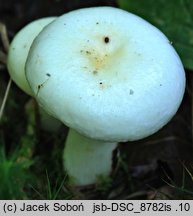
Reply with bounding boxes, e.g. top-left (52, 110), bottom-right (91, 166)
top-left (0, 22), bottom-right (12, 122)
top-left (0, 22), bottom-right (9, 53)
top-left (0, 78), bottom-right (12, 121)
